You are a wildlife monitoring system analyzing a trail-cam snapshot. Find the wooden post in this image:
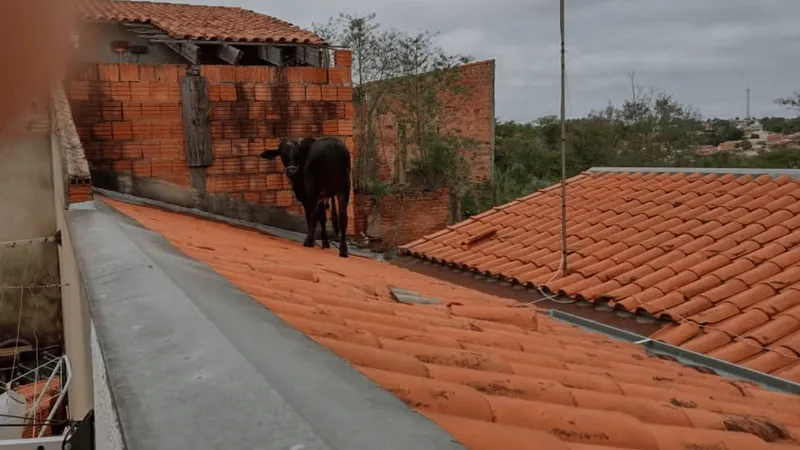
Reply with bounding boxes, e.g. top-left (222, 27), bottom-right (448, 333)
top-left (180, 66), bottom-right (212, 167)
